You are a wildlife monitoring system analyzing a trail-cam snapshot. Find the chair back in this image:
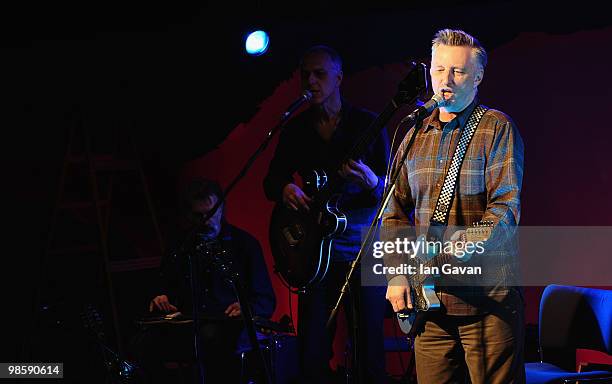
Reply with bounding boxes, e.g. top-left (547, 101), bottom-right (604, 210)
top-left (539, 285), bottom-right (612, 370)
